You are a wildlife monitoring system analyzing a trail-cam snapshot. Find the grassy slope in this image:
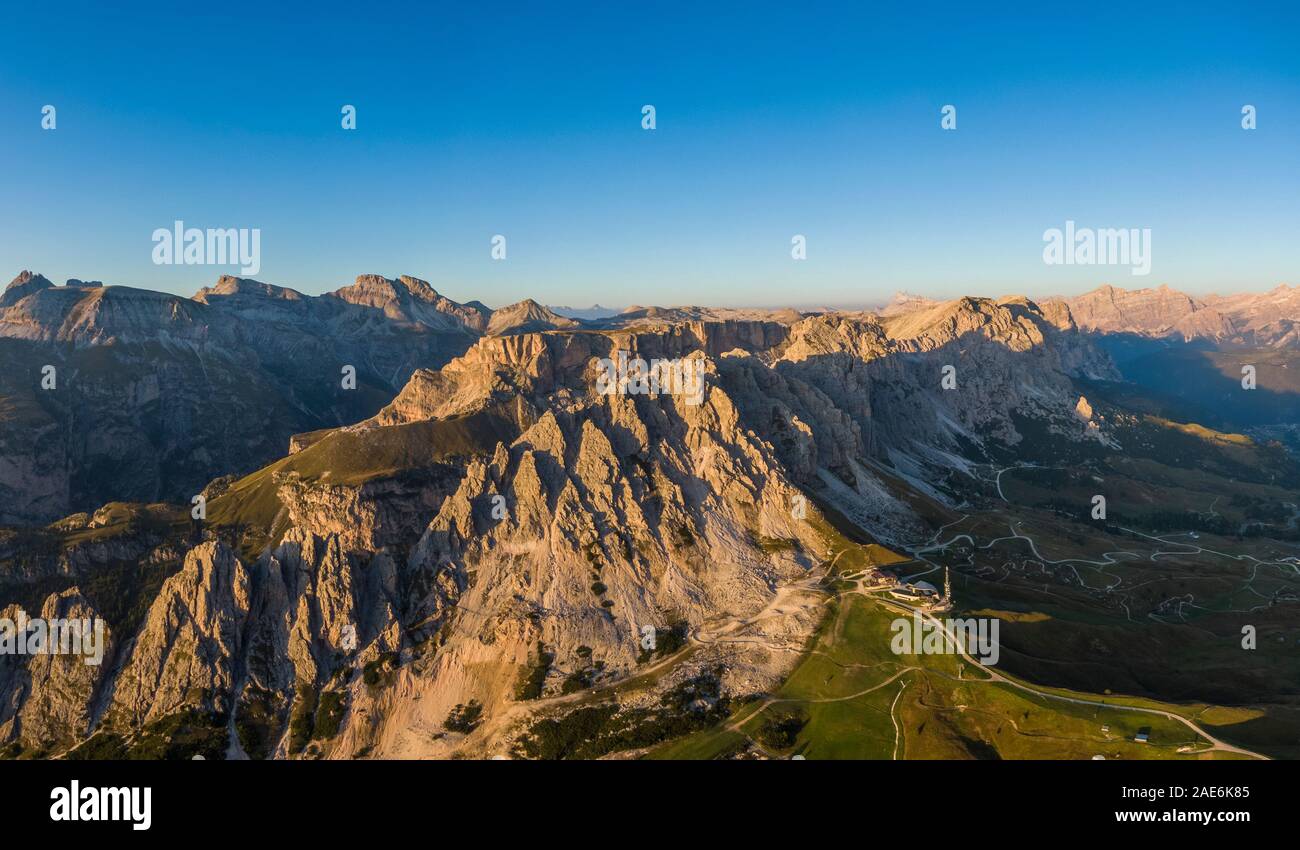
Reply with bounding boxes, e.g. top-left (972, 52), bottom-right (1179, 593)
top-left (650, 523), bottom-right (1248, 760)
